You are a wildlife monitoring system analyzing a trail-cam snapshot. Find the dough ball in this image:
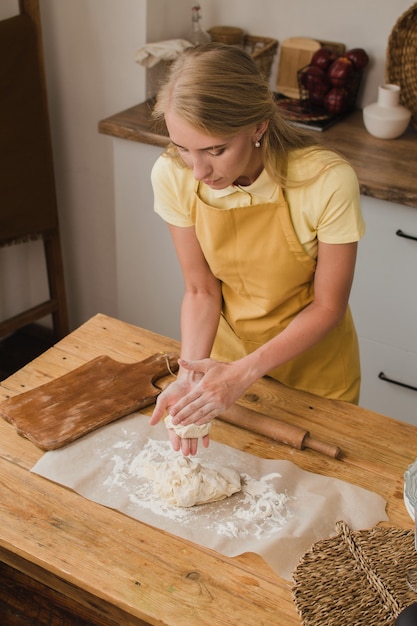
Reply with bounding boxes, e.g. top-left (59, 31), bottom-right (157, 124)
top-left (144, 456), bottom-right (242, 507)
top-left (164, 414), bottom-right (212, 439)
